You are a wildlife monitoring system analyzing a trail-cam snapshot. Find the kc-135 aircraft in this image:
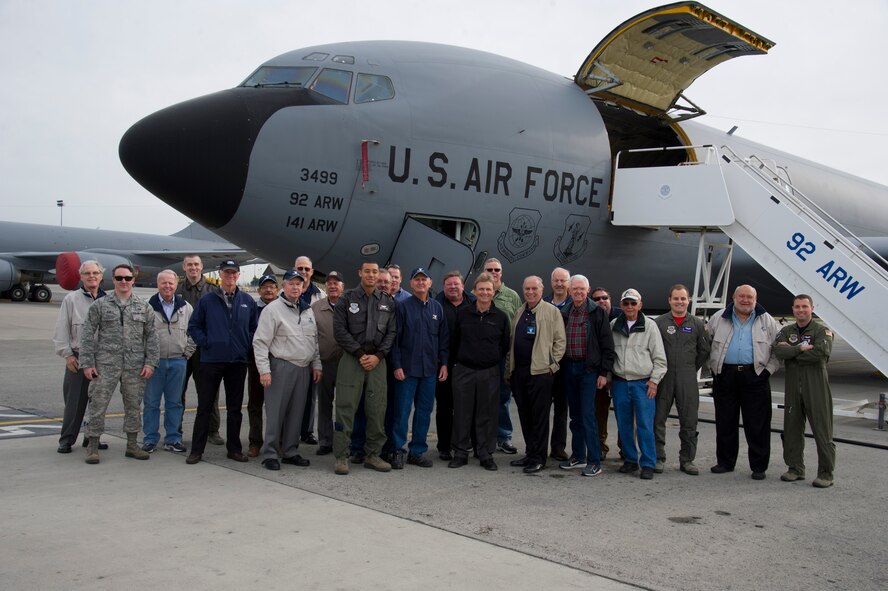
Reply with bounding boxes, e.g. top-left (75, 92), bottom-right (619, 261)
top-left (0, 220), bottom-right (251, 302)
top-left (119, 2), bottom-right (888, 314)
